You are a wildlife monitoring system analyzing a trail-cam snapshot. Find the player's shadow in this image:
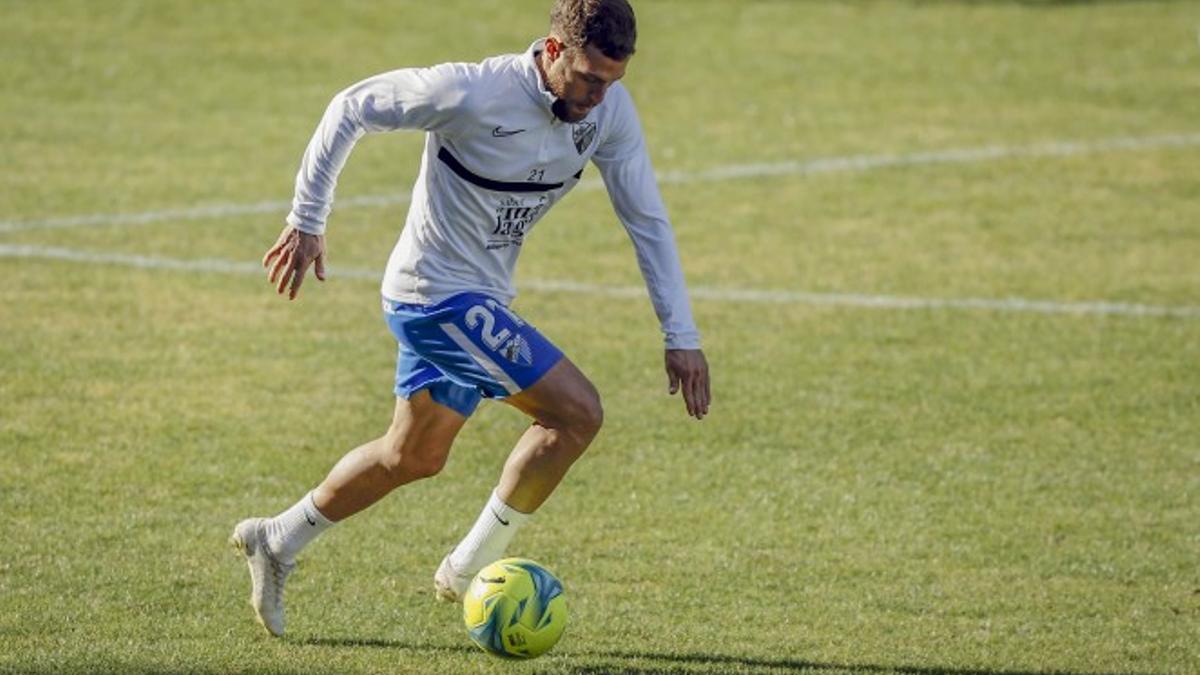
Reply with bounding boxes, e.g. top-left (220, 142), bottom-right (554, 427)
top-left (553, 649), bottom-right (1159, 675)
top-left (300, 640), bottom-right (1157, 675)
top-left (300, 637), bottom-right (477, 654)
top-left (936, 0), bottom-right (1185, 5)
